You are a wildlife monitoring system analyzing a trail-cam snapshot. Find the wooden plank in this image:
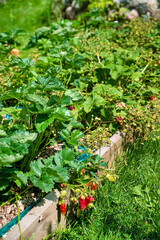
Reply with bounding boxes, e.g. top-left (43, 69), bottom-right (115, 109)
top-left (94, 131), bottom-right (125, 168)
top-left (3, 190), bottom-right (66, 240)
top-left (1, 131), bottom-right (125, 240)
